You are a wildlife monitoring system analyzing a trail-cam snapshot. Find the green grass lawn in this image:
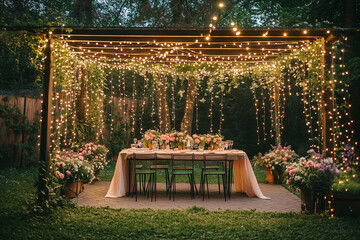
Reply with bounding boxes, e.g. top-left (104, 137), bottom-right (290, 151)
top-left (1, 166), bottom-right (360, 239)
